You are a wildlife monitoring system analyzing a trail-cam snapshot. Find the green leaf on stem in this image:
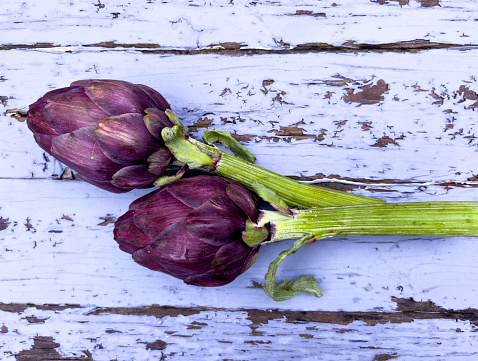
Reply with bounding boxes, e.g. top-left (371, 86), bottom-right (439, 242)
top-left (242, 220), bottom-right (269, 247)
top-left (164, 109), bottom-right (186, 130)
top-left (263, 236), bottom-right (322, 301)
top-left (162, 126), bottom-right (214, 169)
top-left (203, 130), bottom-right (256, 163)
top-left (251, 182), bottom-right (293, 215)
top-left (153, 165), bottom-right (187, 187)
